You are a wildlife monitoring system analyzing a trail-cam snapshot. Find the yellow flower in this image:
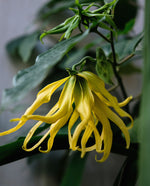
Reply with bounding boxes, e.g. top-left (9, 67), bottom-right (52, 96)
top-left (0, 71), bottom-right (133, 162)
